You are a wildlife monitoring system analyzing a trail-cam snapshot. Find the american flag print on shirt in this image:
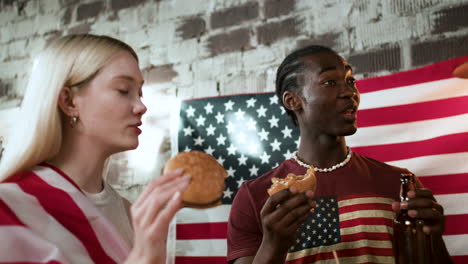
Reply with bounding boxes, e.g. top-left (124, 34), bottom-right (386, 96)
top-left (173, 56), bottom-right (468, 264)
top-left (286, 195), bottom-right (395, 264)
